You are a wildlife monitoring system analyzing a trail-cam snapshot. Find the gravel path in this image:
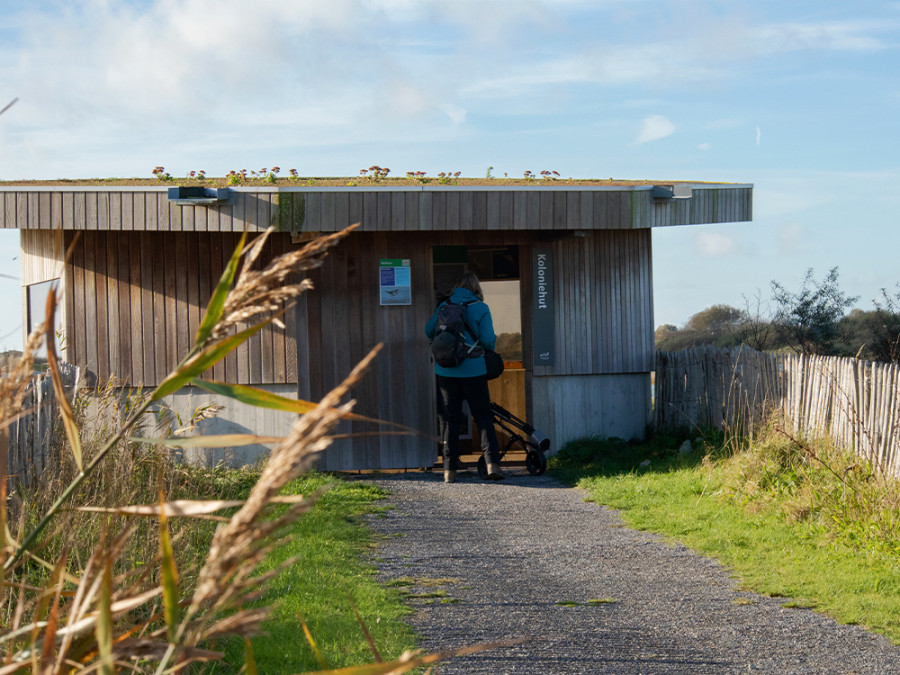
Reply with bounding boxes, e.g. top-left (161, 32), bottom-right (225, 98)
top-left (362, 468), bottom-right (900, 674)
